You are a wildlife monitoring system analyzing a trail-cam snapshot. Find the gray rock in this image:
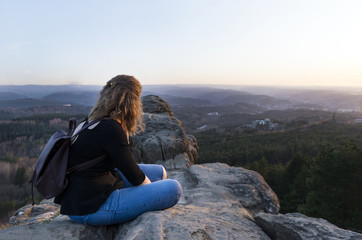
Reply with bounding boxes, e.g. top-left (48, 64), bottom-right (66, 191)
top-left (131, 95), bottom-right (196, 169)
top-left (254, 212), bottom-right (362, 240)
top-left (141, 95), bottom-right (174, 116)
top-left (1, 163), bottom-right (277, 240)
top-left (186, 134), bottom-right (198, 164)
top-left (187, 163), bottom-right (280, 215)
top-left (9, 200), bottom-right (60, 226)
